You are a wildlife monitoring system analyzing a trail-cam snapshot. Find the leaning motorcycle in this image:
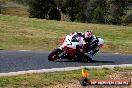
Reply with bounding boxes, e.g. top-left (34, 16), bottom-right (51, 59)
top-left (48, 34), bottom-right (104, 62)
